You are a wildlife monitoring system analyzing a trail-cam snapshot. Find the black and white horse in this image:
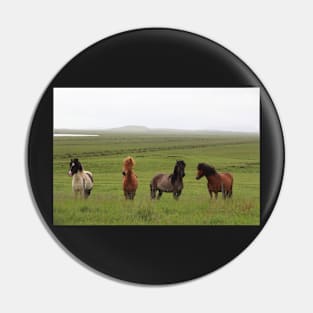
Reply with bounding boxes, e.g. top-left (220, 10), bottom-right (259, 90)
top-left (68, 158), bottom-right (94, 199)
top-left (150, 160), bottom-right (186, 200)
